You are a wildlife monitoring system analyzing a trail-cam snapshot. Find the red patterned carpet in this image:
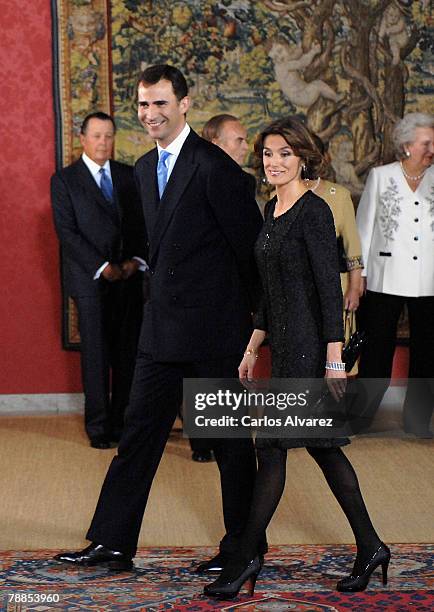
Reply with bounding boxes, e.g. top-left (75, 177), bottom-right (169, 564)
top-left (1, 544), bottom-right (433, 611)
